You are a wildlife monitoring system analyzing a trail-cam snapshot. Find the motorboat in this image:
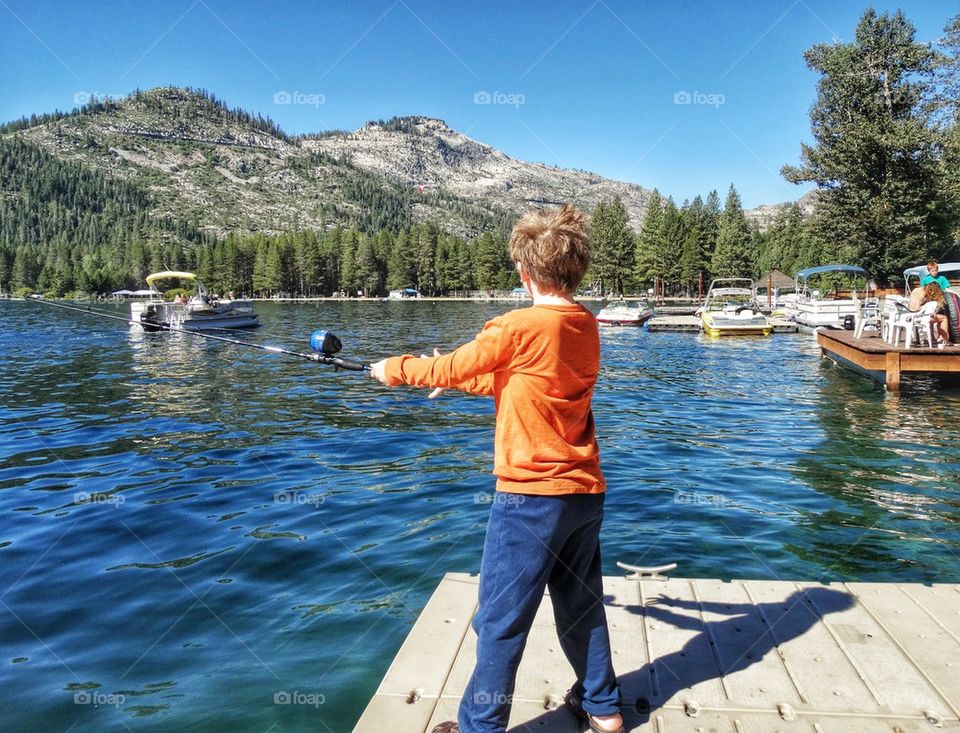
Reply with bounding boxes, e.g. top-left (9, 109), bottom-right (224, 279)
top-left (130, 271), bottom-right (260, 331)
top-left (784, 264), bottom-right (871, 331)
top-left (596, 299), bottom-right (655, 327)
top-left (699, 279), bottom-right (772, 337)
